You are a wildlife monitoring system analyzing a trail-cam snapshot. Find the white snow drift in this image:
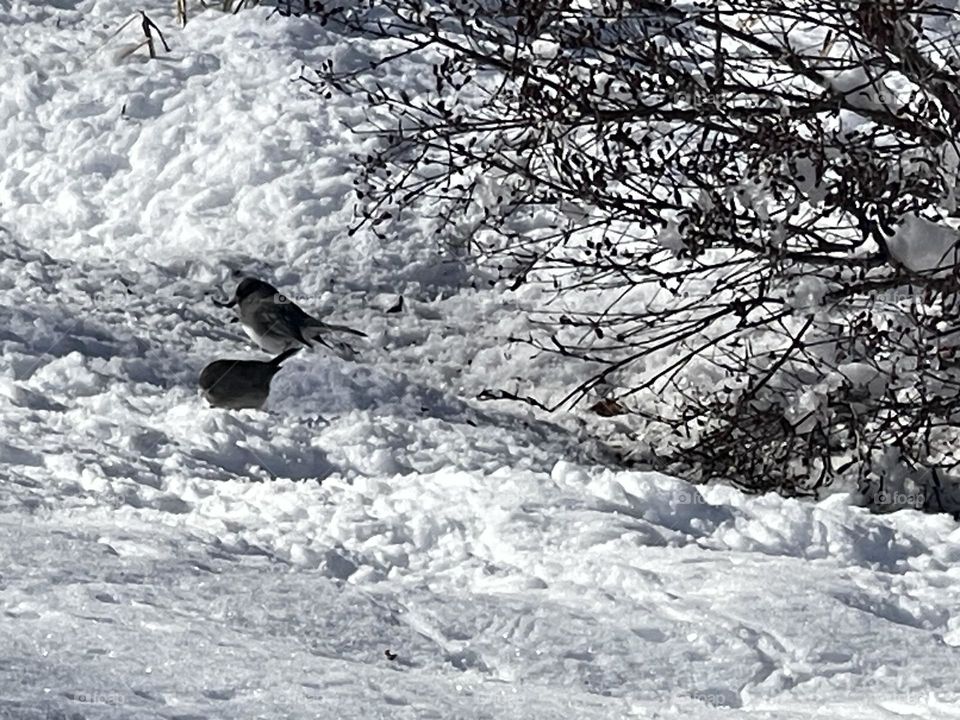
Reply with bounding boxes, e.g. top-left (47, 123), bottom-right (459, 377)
top-left (1, 1), bottom-right (960, 718)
